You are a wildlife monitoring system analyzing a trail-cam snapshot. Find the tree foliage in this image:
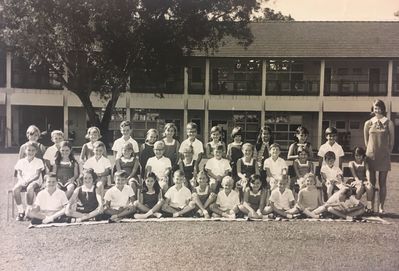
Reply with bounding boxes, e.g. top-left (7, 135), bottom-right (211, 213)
top-left (1, 0), bottom-right (262, 145)
top-left (252, 7), bottom-right (294, 22)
